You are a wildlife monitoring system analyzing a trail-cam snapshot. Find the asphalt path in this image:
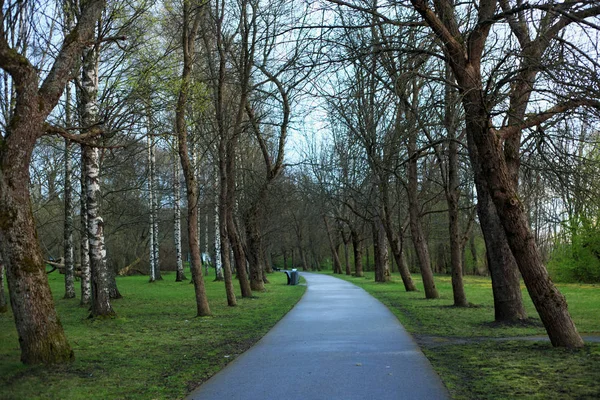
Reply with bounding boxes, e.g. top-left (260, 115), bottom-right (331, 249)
top-left (186, 272), bottom-right (450, 400)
